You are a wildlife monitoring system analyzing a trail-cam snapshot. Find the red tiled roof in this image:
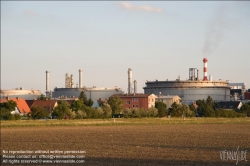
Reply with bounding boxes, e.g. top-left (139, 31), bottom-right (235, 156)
top-left (25, 100), bottom-right (35, 108)
top-left (31, 100), bottom-right (57, 110)
top-left (0, 97), bottom-right (31, 114)
top-left (65, 100), bottom-right (74, 106)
